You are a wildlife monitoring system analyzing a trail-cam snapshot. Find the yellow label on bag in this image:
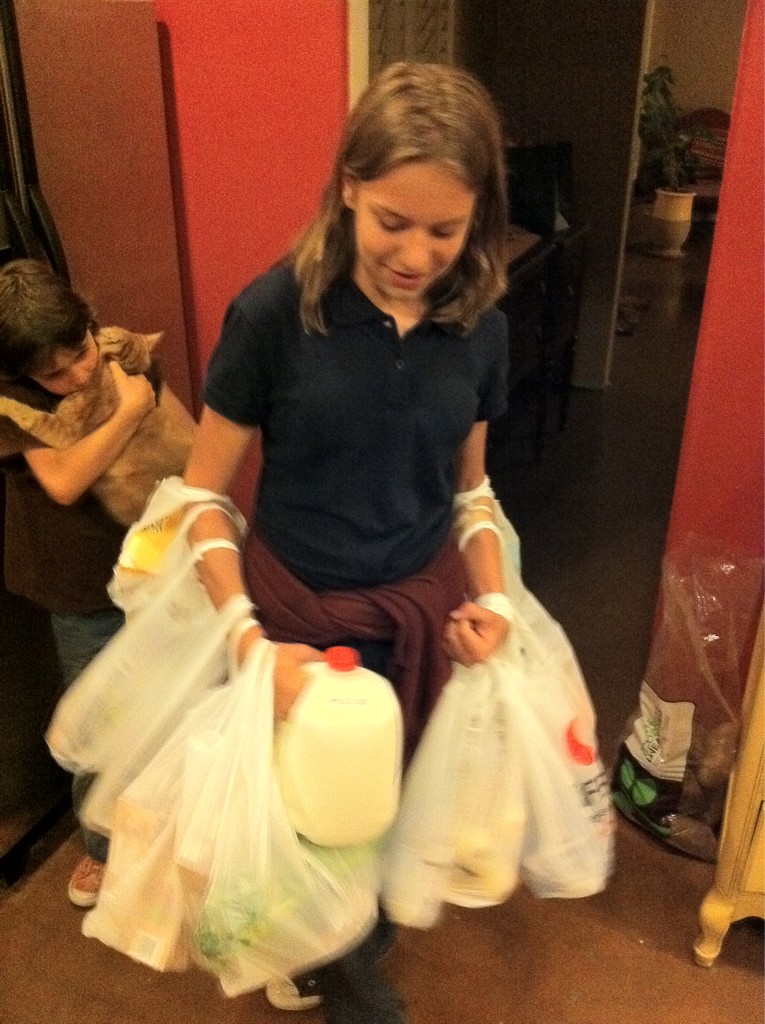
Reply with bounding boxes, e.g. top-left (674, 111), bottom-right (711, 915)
top-left (118, 509), bottom-right (185, 573)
